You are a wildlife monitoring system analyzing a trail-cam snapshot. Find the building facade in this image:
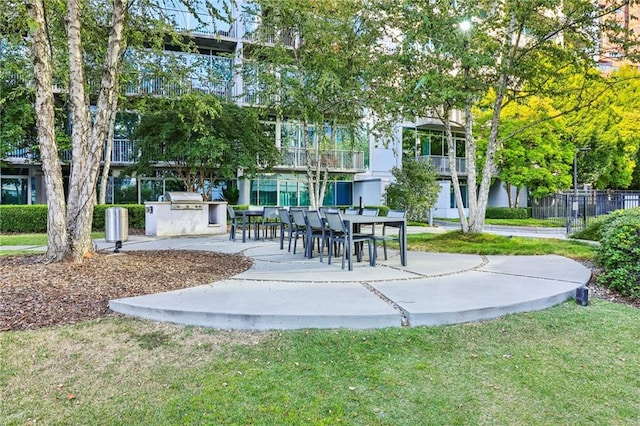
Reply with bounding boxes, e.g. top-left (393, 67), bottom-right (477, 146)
top-left (0, 0), bottom-right (494, 215)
